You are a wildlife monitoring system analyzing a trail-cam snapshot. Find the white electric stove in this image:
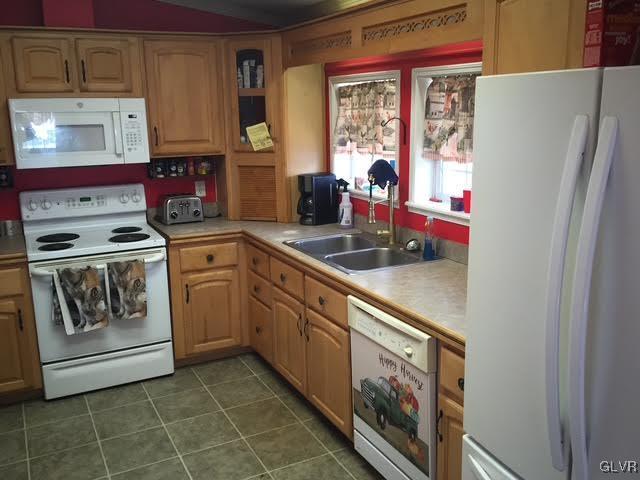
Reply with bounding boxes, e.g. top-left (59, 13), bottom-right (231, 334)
top-left (20, 183), bottom-right (174, 399)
